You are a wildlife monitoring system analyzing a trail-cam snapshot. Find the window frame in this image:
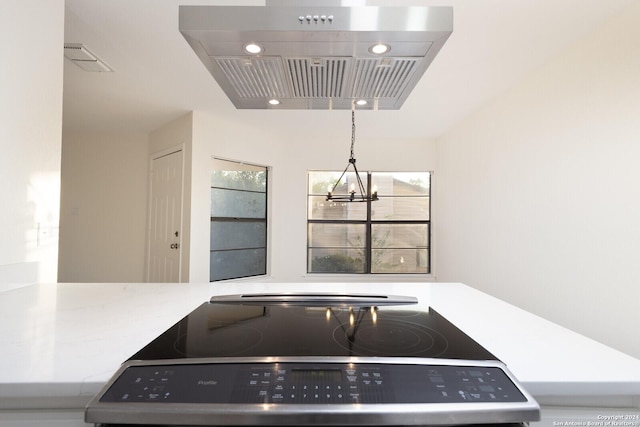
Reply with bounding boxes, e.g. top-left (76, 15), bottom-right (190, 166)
top-left (306, 171), bottom-right (431, 275)
top-left (210, 158), bottom-right (269, 282)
